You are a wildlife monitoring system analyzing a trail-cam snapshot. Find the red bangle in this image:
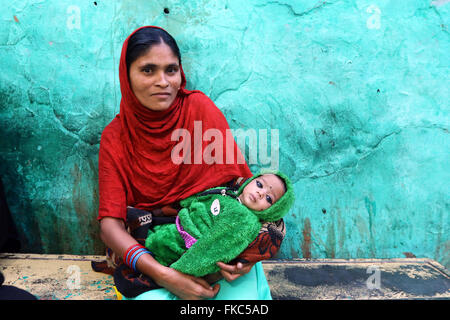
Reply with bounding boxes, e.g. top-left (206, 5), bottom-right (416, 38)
top-left (123, 244), bottom-right (145, 267)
